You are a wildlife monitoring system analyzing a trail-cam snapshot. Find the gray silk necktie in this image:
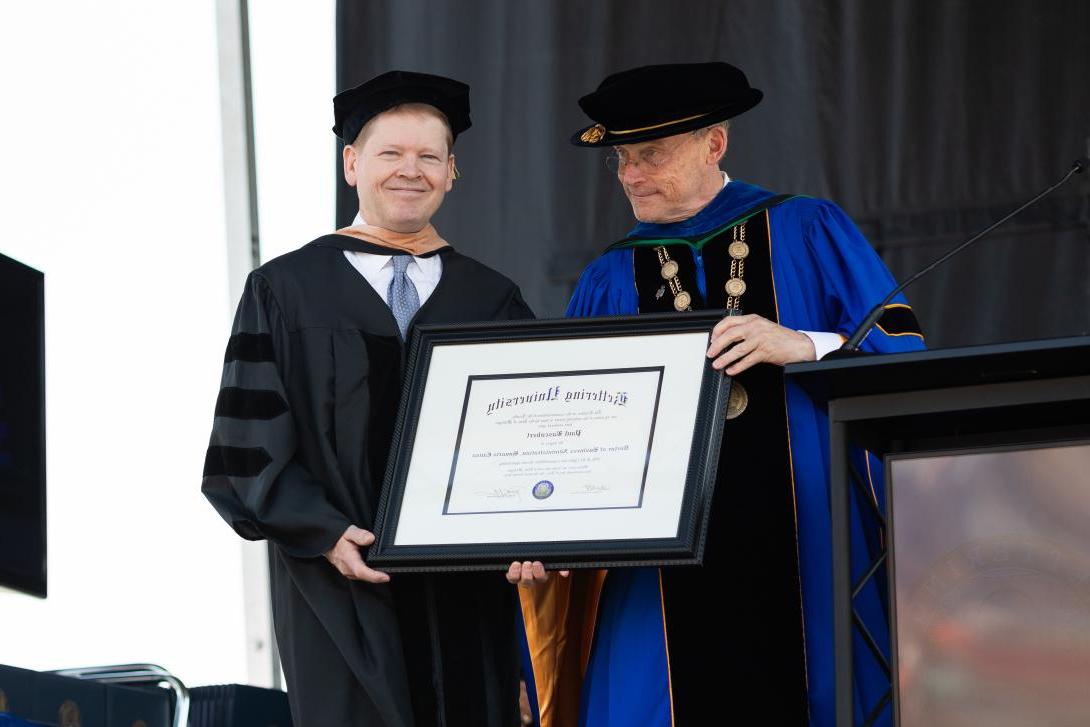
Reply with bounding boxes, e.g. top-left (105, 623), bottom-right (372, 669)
top-left (388, 255), bottom-right (420, 340)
